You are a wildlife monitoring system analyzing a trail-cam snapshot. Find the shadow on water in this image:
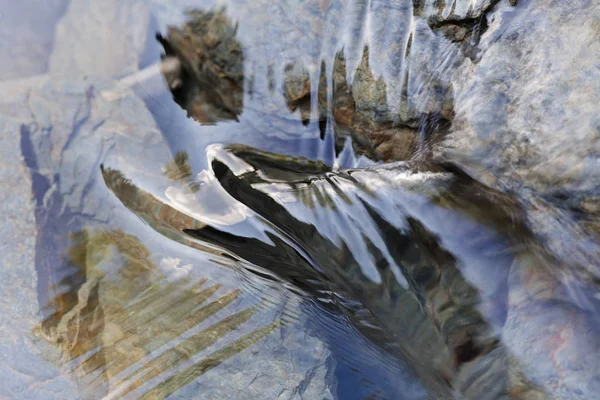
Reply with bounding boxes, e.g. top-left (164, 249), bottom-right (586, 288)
top-left (27, 2), bottom-right (600, 400)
